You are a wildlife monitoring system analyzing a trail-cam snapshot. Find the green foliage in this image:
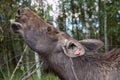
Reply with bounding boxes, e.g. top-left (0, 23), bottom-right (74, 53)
top-left (0, 67), bottom-right (59, 80)
top-left (41, 73), bottom-right (59, 80)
